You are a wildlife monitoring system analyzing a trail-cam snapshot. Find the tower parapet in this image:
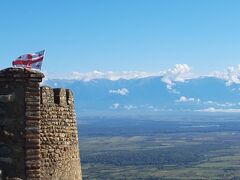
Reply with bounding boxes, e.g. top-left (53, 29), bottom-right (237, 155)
top-left (40, 86), bottom-right (81, 180)
top-left (0, 68), bottom-right (82, 180)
